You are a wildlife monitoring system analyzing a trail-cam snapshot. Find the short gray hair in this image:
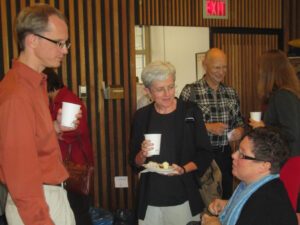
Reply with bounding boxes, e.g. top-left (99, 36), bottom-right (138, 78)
top-left (15, 3), bottom-right (67, 51)
top-left (141, 61), bottom-right (176, 89)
